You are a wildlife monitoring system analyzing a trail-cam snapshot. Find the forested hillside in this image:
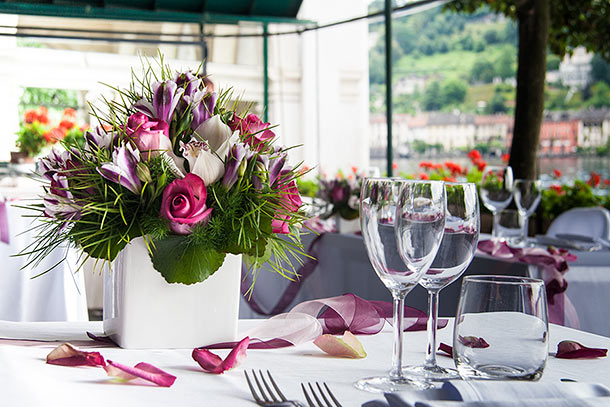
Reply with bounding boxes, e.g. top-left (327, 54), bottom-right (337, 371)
top-left (368, 2), bottom-right (610, 114)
